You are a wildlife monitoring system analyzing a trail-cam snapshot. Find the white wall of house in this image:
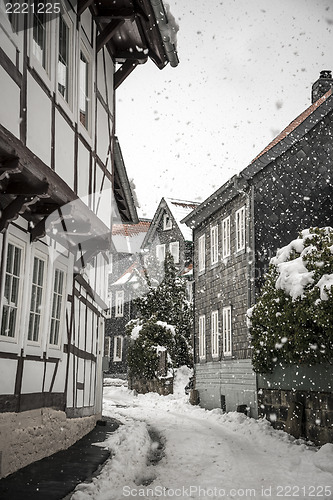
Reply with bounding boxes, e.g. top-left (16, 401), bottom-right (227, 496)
top-left (0, 0), bottom-right (114, 478)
